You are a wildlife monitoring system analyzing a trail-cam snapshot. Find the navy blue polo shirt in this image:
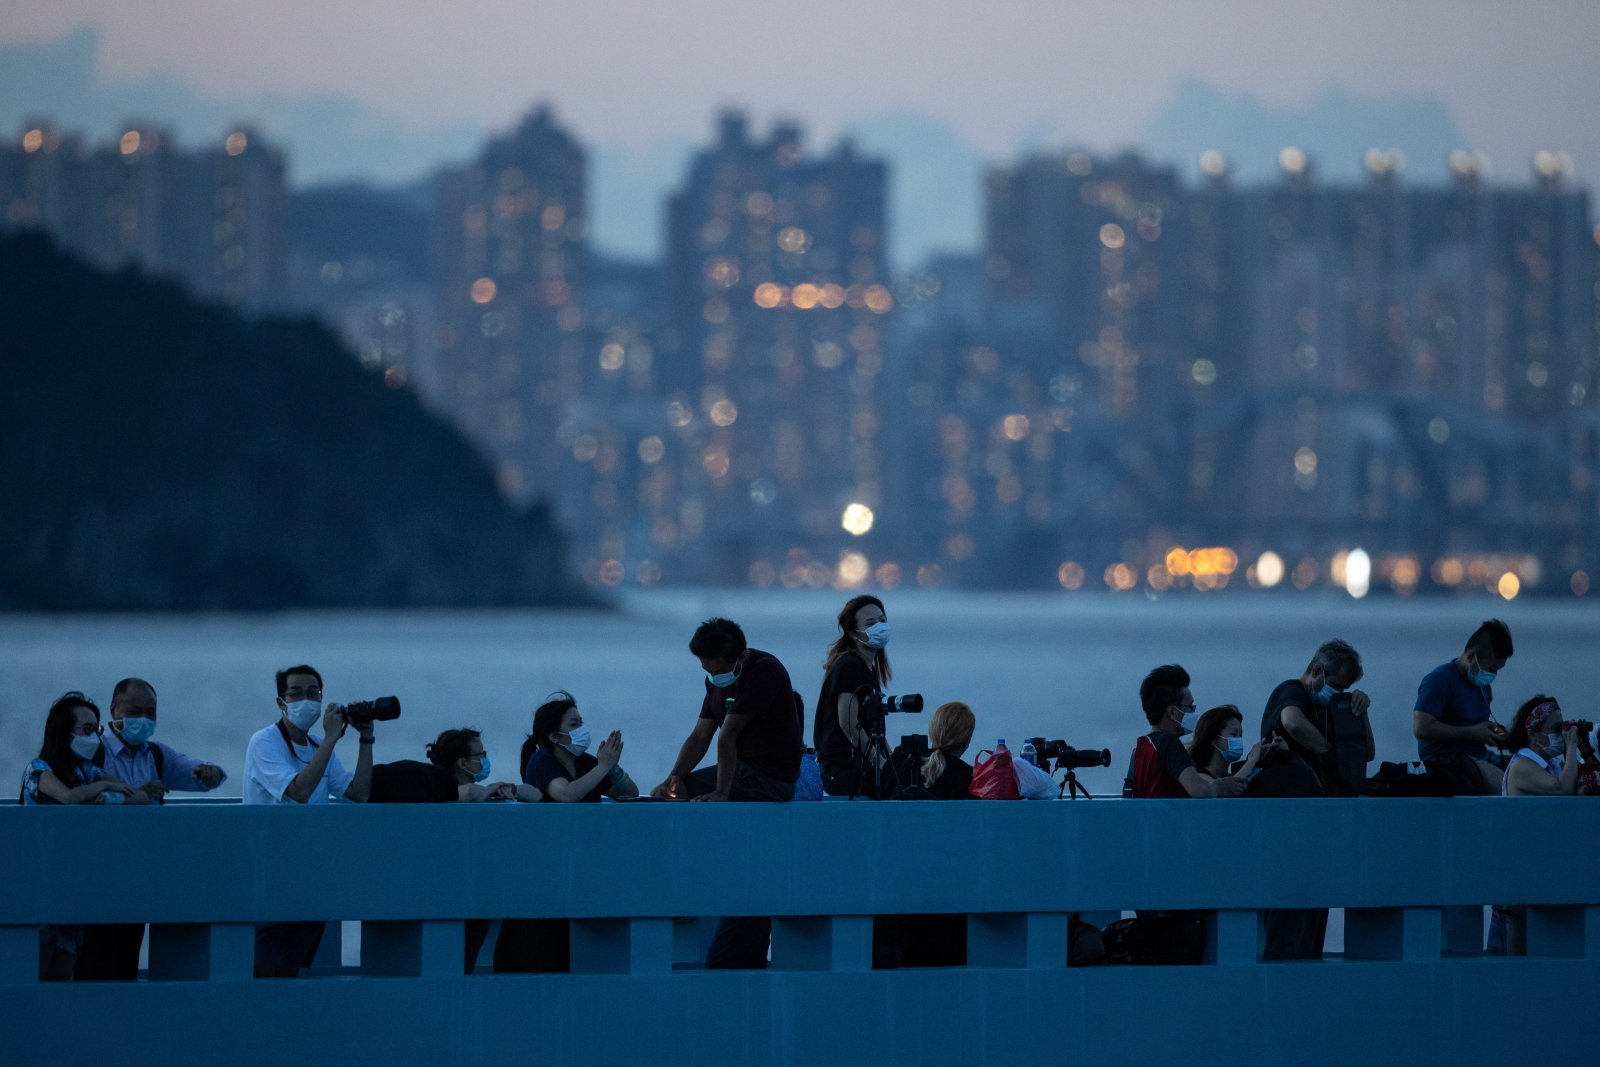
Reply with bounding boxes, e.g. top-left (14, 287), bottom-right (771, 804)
top-left (1414, 660), bottom-right (1494, 760)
